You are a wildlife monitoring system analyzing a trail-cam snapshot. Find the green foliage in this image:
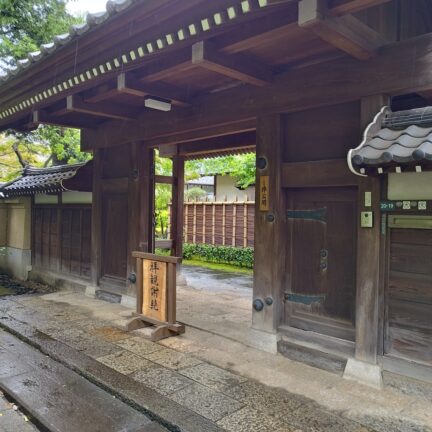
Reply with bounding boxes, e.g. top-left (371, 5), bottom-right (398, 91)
top-left (183, 243), bottom-right (254, 269)
top-left (184, 187), bottom-right (207, 202)
top-left (185, 153), bottom-right (256, 189)
top-left (0, 0), bottom-right (81, 68)
top-left (0, 1), bottom-right (89, 181)
top-left (155, 184), bottom-right (171, 238)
